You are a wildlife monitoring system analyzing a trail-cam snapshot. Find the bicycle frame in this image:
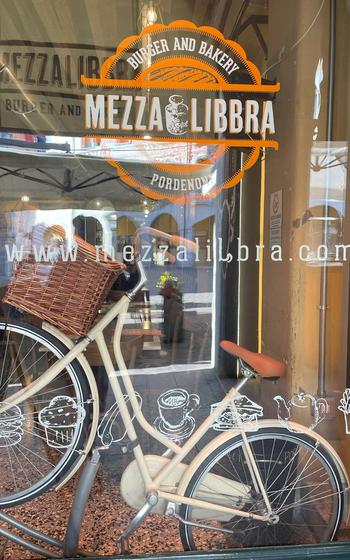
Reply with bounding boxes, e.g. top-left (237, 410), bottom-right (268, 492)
top-left (1, 288), bottom-right (275, 523)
